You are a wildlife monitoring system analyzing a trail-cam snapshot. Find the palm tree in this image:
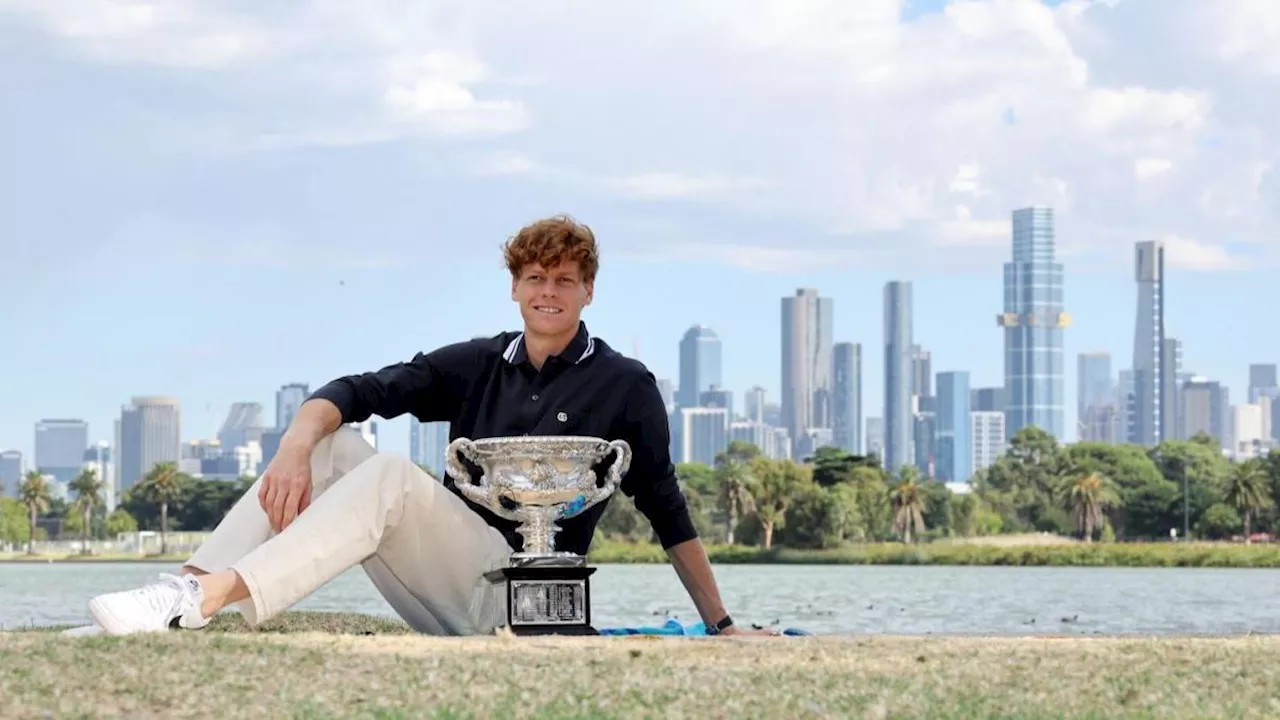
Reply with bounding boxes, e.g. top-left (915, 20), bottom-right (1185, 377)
top-left (714, 446), bottom-right (757, 545)
top-left (889, 469), bottom-right (926, 544)
top-left (1058, 471), bottom-right (1119, 542)
top-left (1225, 459), bottom-right (1272, 543)
top-left (134, 462), bottom-right (187, 555)
top-left (69, 468), bottom-right (105, 555)
top-left (17, 471), bottom-right (52, 555)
